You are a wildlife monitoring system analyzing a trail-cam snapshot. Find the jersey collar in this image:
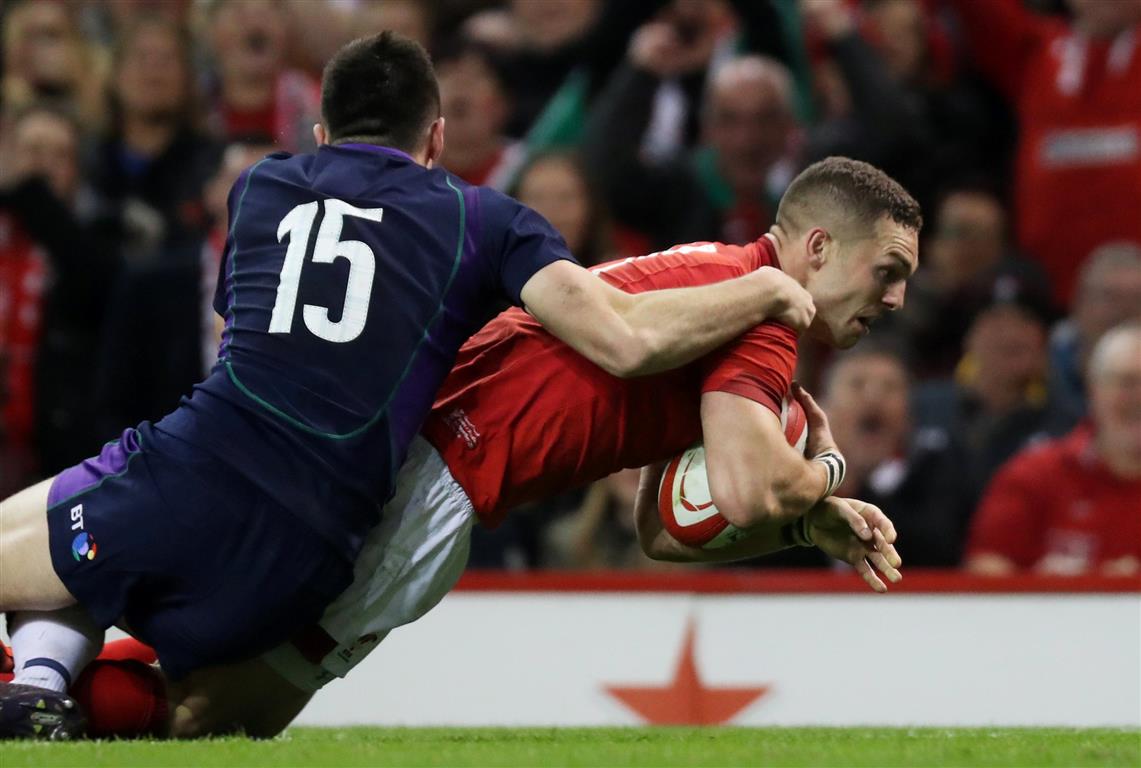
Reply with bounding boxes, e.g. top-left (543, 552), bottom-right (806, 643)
top-left (331, 143), bottom-right (417, 164)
